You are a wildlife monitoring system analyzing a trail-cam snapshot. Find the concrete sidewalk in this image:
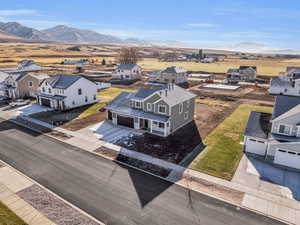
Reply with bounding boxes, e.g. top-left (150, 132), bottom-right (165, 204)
top-left (0, 166), bottom-right (56, 225)
top-left (0, 162), bottom-right (103, 225)
top-left (7, 116), bottom-right (300, 225)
